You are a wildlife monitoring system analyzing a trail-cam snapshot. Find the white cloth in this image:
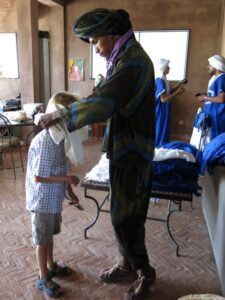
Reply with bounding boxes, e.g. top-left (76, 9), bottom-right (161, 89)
top-left (84, 148), bottom-right (196, 183)
top-left (85, 153), bottom-right (109, 183)
top-left (208, 54), bottom-right (225, 72)
top-left (154, 148), bottom-right (196, 163)
top-left (45, 103), bottom-right (84, 165)
top-left (34, 113), bottom-right (45, 125)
